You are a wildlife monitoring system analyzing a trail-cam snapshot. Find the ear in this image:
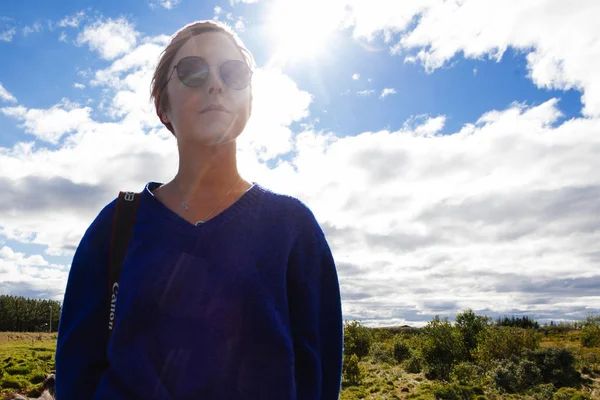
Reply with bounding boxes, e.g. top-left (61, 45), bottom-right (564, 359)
top-left (160, 110), bottom-right (170, 123)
